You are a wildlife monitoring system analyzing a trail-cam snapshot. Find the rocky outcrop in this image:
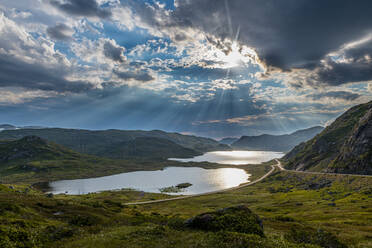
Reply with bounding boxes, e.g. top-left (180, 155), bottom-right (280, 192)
top-left (284, 101), bottom-right (372, 175)
top-left (329, 108), bottom-right (372, 174)
top-left (186, 205), bottom-right (264, 236)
